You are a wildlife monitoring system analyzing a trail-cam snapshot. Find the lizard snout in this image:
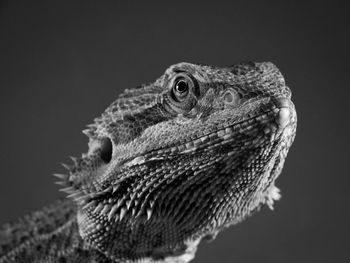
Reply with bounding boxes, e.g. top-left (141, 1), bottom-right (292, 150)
top-left (272, 97), bottom-right (294, 129)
